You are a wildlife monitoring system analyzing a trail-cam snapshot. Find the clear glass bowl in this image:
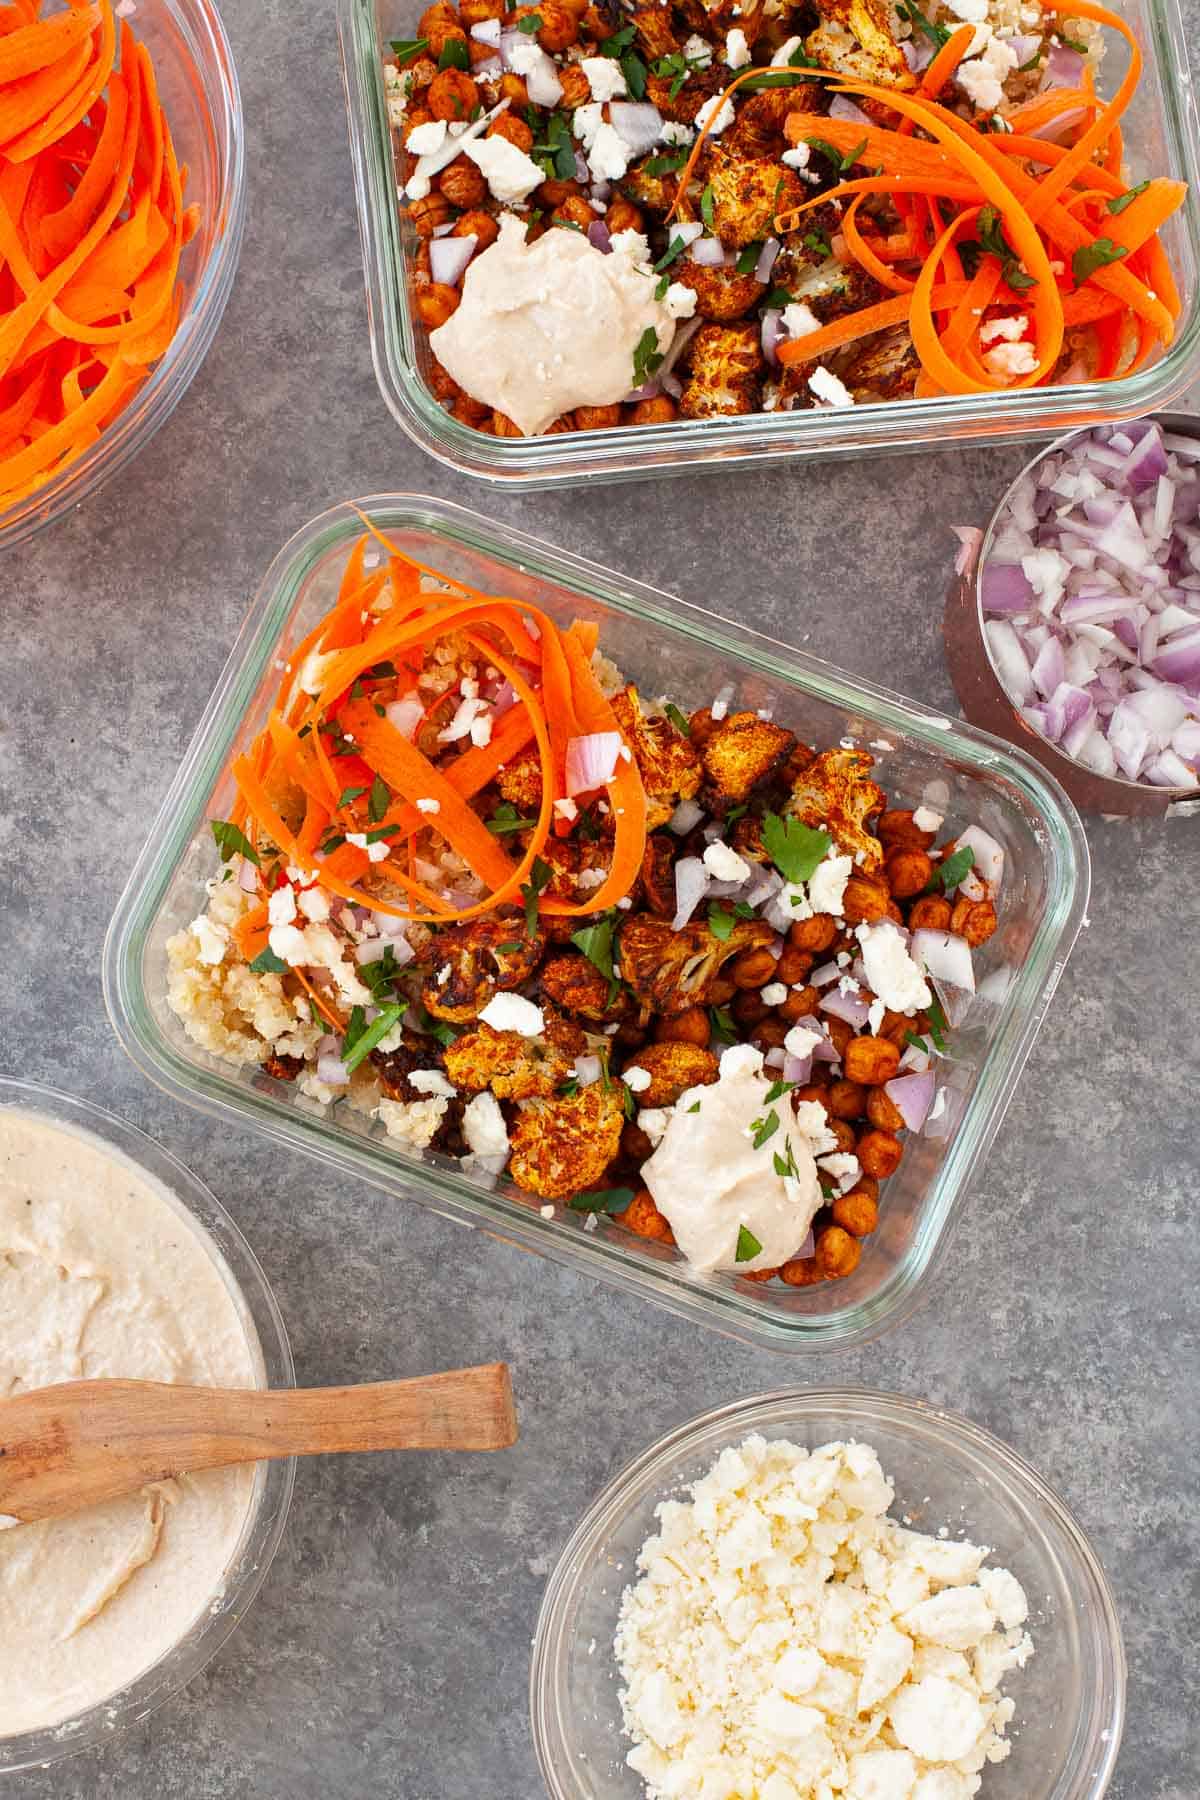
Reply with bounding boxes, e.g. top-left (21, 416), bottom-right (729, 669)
top-left (0, 1078), bottom-right (294, 1775)
top-left (338, 0), bottom-right (1200, 488)
top-left (103, 494), bottom-right (1089, 1352)
top-left (0, 0), bottom-right (245, 551)
top-left (530, 1389), bottom-right (1126, 1800)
